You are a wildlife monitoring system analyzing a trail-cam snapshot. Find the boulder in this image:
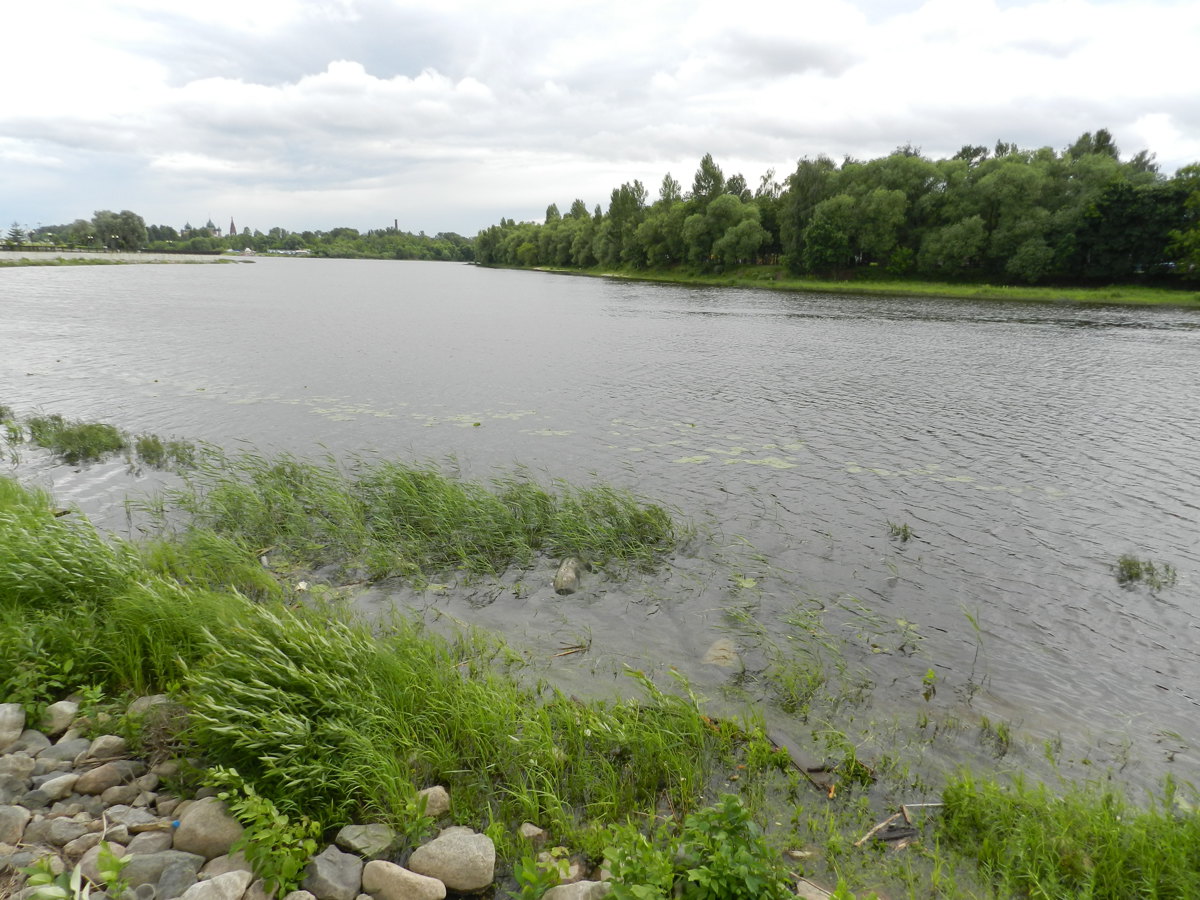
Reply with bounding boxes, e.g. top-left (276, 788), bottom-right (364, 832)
top-left (79, 841), bottom-right (128, 886)
top-left (177, 868), bottom-right (254, 900)
top-left (123, 850), bottom-right (206, 888)
top-left (553, 558), bottom-right (588, 595)
top-left (301, 844), bottom-right (363, 900)
top-left (0, 805), bottom-right (31, 844)
top-left (0, 756), bottom-right (36, 779)
top-left (126, 830), bottom-right (174, 855)
top-left (45, 817), bottom-right (90, 846)
top-left (100, 784), bottom-right (141, 806)
top-left (38, 737), bottom-right (90, 764)
top-left (9, 730), bottom-right (52, 757)
top-left (63, 831), bottom-right (103, 858)
top-left (37, 773), bottom-right (78, 801)
top-left (200, 852), bottom-right (254, 878)
top-left (518, 823), bottom-right (547, 847)
top-left (38, 702), bottom-right (79, 739)
top-left (416, 786), bottom-right (450, 819)
top-left (77, 761), bottom-right (143, 795)
top-left (406, 827), bottom-right (494, 893)
top-left (542, 882), bottom-right (612, 900)
top-left (127, 695), bottom-right (171, 718)
top-left (0, 705), bottom-right (25, 751)
top-left (361, 860), bottom-right (446, 900)
top-left (173, 797), bottom-right (244, 860)
top-left (82, 735), bottom-right (129, 764)
top-left (158, 860), bottom-right (202, 900)
top-left (335, 824), bottom-right (396, 859)
top-left (0, 775), bottom-right (28, 805)
top-left (282, 893), bottom-right (318, 900)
